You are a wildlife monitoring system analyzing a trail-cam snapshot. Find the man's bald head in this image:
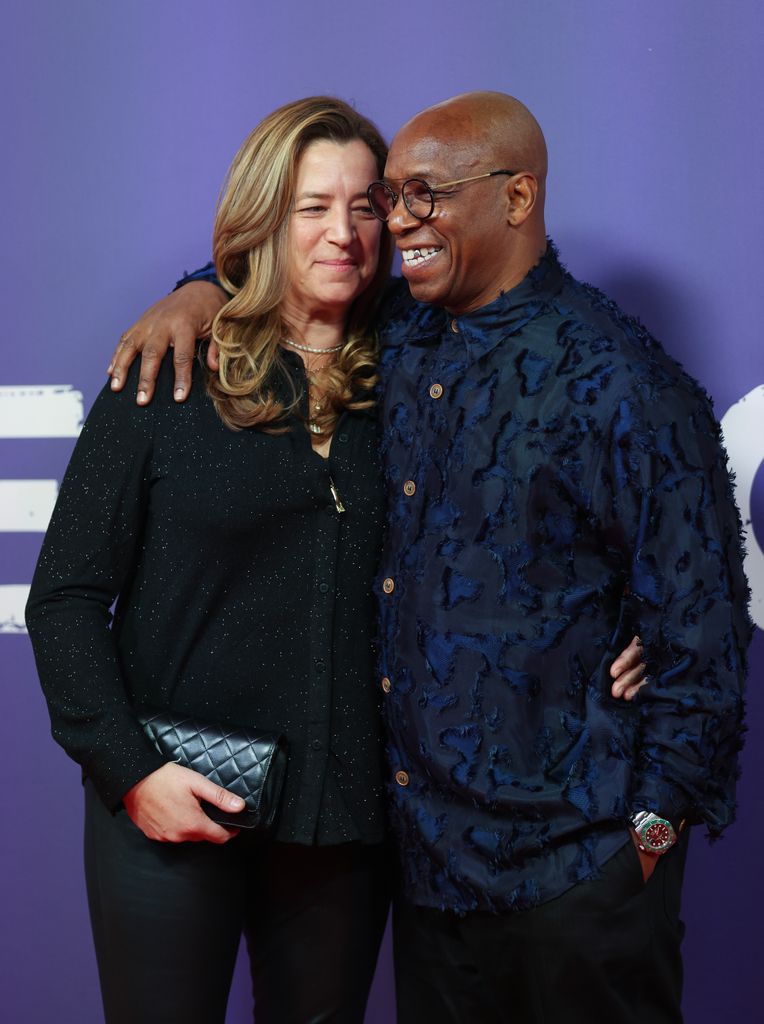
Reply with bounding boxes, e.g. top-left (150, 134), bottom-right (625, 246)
top-left (384, 92), bottom-right (548, 314)
top-left (400, 91), bottom-right (547, 190)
